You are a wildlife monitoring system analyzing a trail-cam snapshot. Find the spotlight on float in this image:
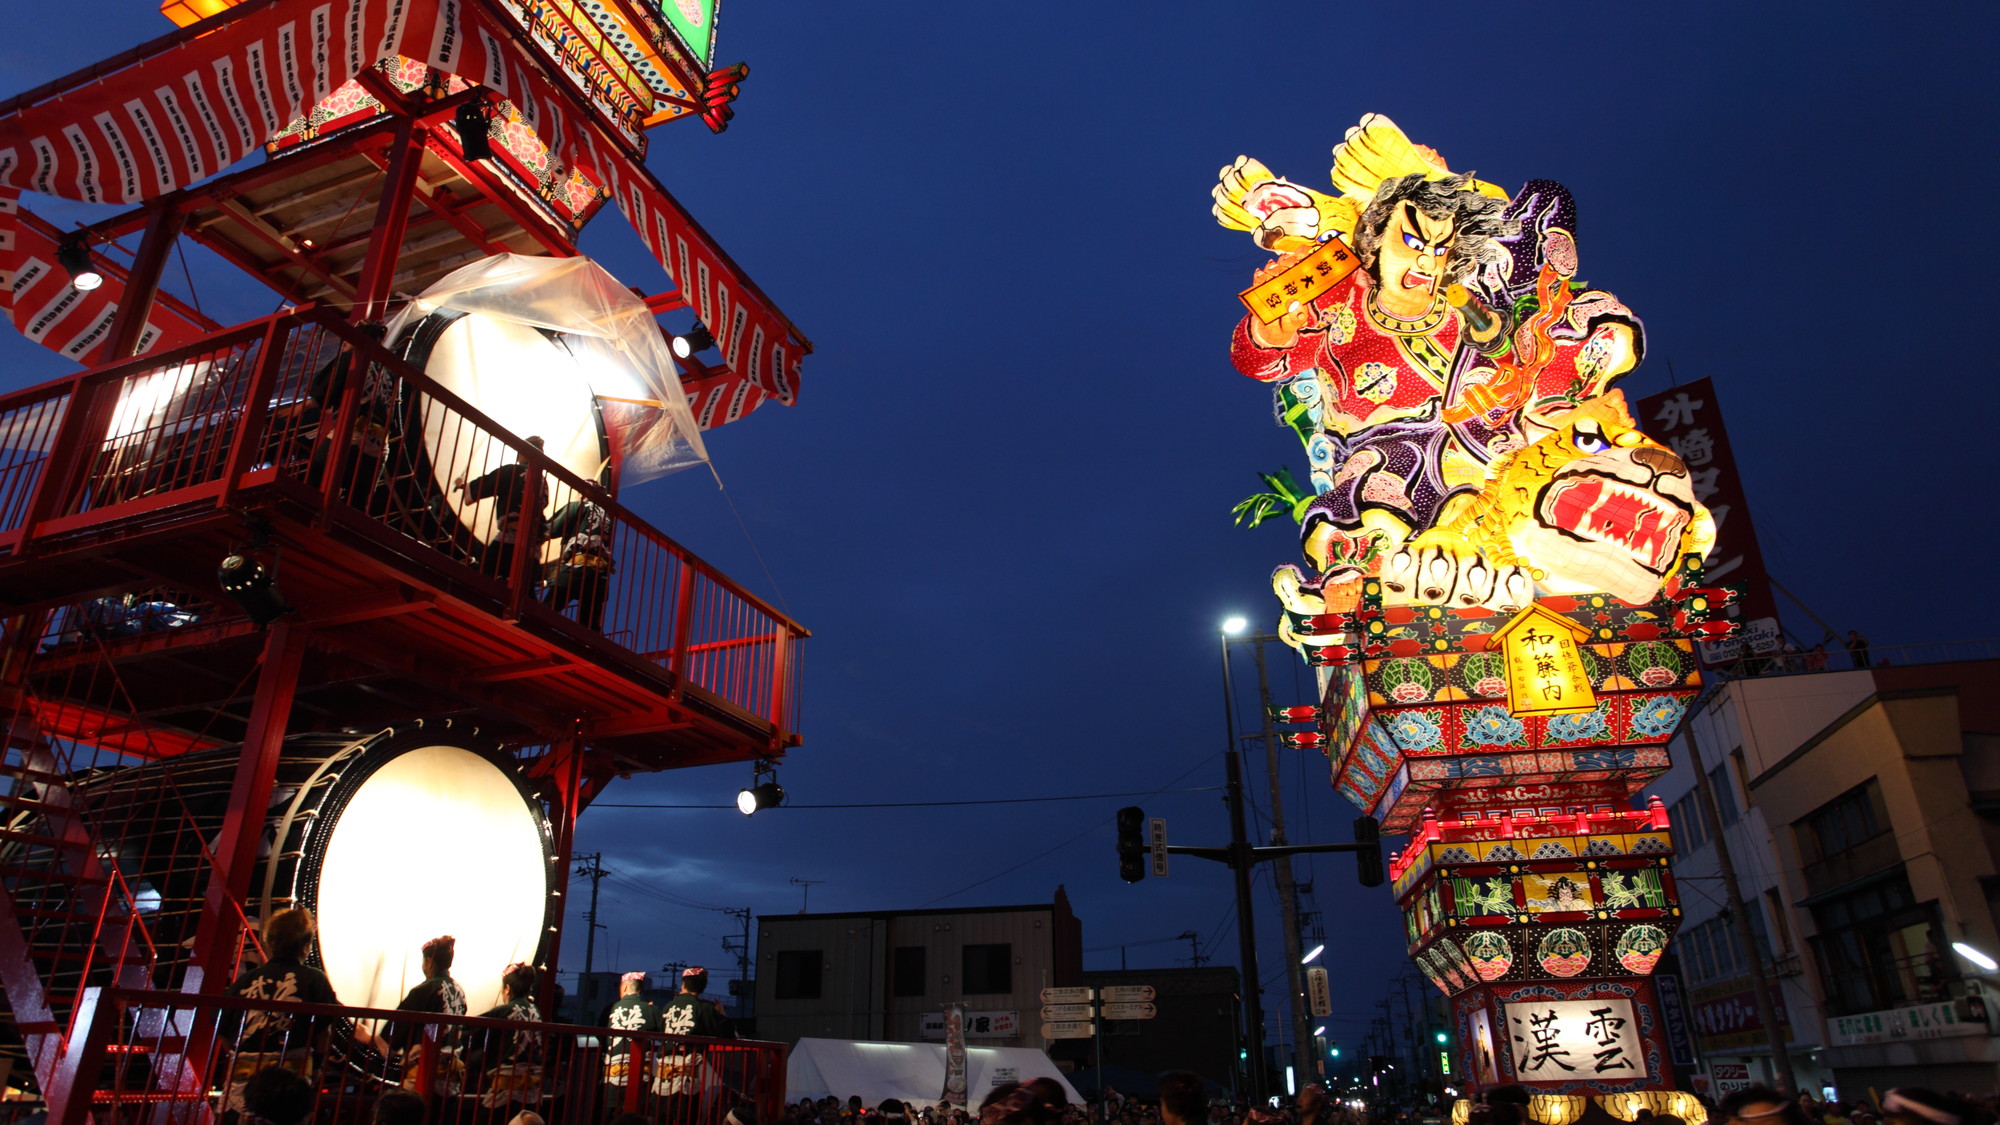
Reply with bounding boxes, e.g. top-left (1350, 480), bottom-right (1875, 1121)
top-left (217, 554), bottom-right (291, 625)
top-left (670, 322), bottom-right (716, 360)
top-left (736, 760), bottom-right (784, 816)
top-left (1954, 941), bottom-right (1998, 972)
top-left (455, 100), bottom-right (495, 161)
top-left (56, 235), bottom-right (103, 292)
